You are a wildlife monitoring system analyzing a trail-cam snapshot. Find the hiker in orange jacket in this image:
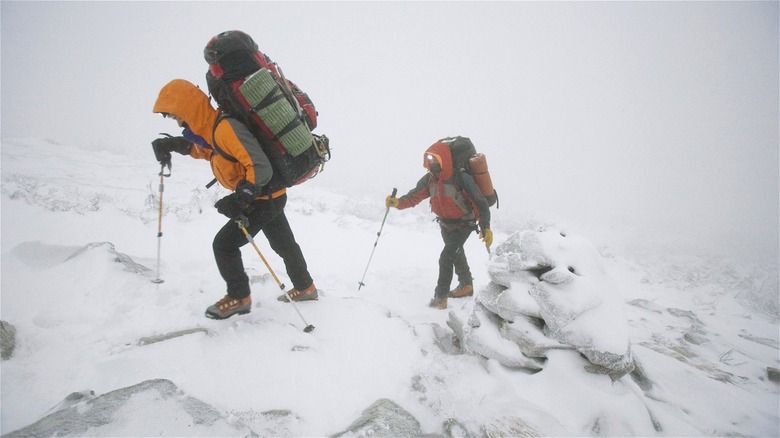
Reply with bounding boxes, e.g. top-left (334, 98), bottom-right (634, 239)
top-left (151, 79), bottom-right (317, 319)
top-left (386, 140), bottom-right (493, 309)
